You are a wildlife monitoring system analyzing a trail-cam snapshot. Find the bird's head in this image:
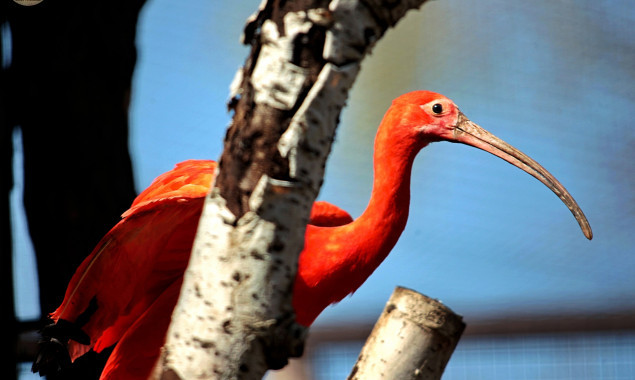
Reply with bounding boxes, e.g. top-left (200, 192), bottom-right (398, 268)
top-left (386, 90), bottom-right (593, 240)
top-left (390, 90), bottom-right (460, 142)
